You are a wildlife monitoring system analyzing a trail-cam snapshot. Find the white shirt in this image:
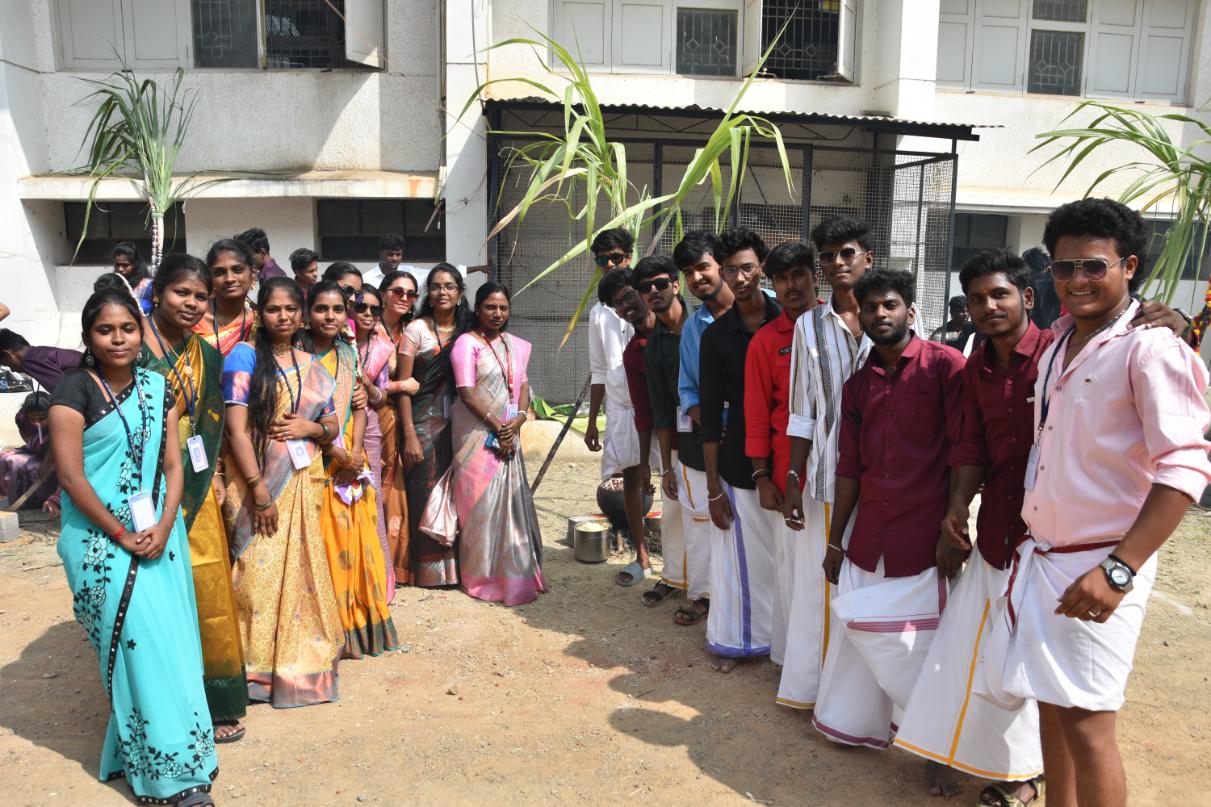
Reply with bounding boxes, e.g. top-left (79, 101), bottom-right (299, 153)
top-left (589, 301), bottom-right (634, 407)
top-left (786, 302), bottom-right (871, 503)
